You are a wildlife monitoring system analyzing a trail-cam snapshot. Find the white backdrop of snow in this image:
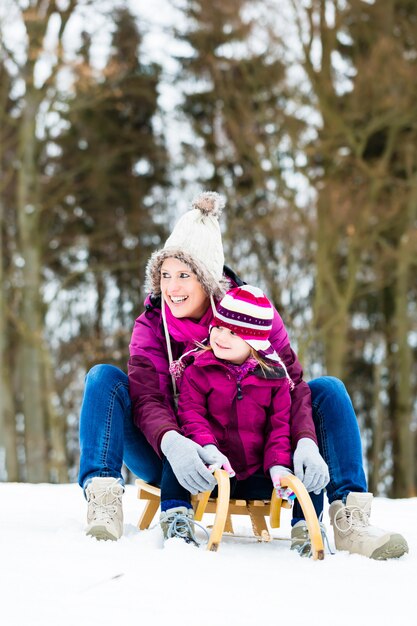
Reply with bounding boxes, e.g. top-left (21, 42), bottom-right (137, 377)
top-left (1, 482), bottom-right (415, 626)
